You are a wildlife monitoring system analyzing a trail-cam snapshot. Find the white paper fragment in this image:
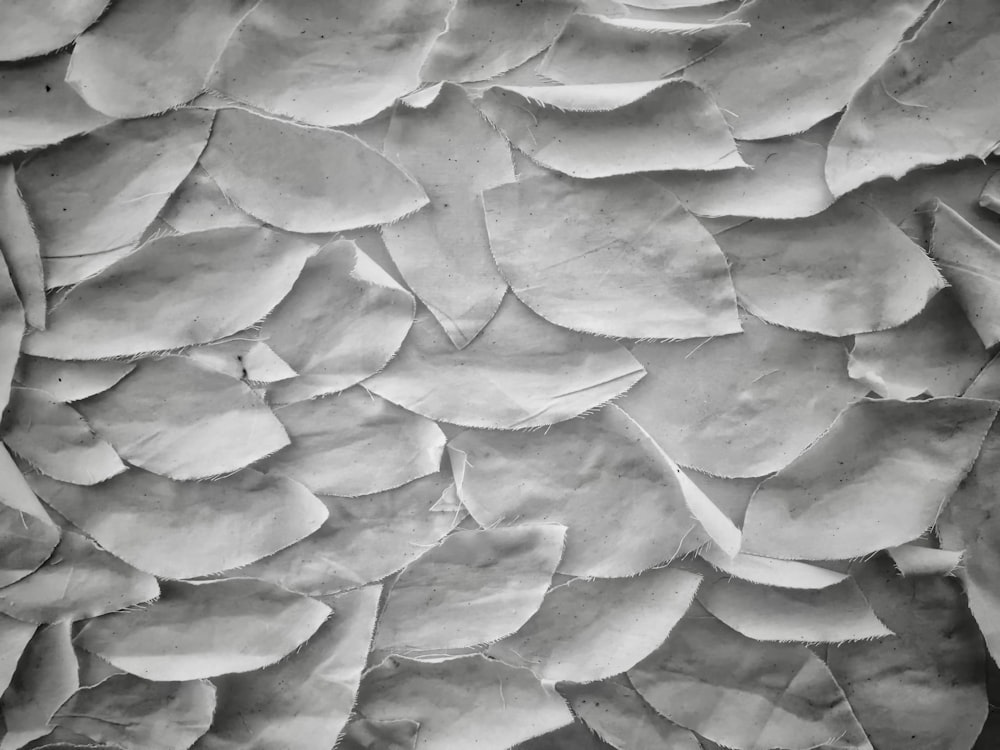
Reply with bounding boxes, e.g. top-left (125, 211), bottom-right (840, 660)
top-left (4, 387), bottom-right (125, 486)
top-left (0, 1), bottom-right (109, 61)
top-left (262, 388), bottom-right (445, 497)
top-left (887, 543), bottom-right (963, 577)
top-left (357, 655), bottom-right (573, 750)
top-left (698, 545), bottom-right (849, 590)
top-left (184, 337), bottom-right (296, 385)
top-left (42, 247), bottom-right (139, 291)
top-left (966, 352), bottom-right (1000, 399)
top-left (0, 165), bottom-right (44, 330)
top-left (75, 357), bottom-right (290, 481)
top-left (683, 0), bottom-right (935, 140)
top-left (478, 81), bottom-right (746, 178)
top-left (742, 398), bottom-right (998, 560)
top-left (0, 446), bottom-right (52, 522)
top-left (512, 723), bottom-right (614, 750)
top-left (201, 108), bottom-right (428, 234)
top-left (382, 83), bottom-right (511, 348)
top-left (340, 718), bottom-right (420, 750)
top-left (158, 166), bottom-right (258, 234)
top-left (716, 199), bottom-right (946, 336)
top-left (209, 0), bottom-right (452, 127)
top-left (374, 525), bottom-right (565, 654)
top-left (28, 468), bottom-right (328, 580)
top-left (365, 296), bottom-right (645, 429)
top-left (979, 171), bottom-right (1000, 216)
top-left (0, 616), bottom-right (35, 698)
top-left (826, 0), bottom-right (1000, 196)
top-left (483, 173), bottom-right (741, 339)
top-left (263, 240), bottom-right (415, 404)
top-left (16, 357), bottom-right (134, 403)
top-left (76, 579), bottom-right (331, 682)
top-left (0, 252), bottom-right (24, 417)
top-left (0, 500), bottom-right (58, 589)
